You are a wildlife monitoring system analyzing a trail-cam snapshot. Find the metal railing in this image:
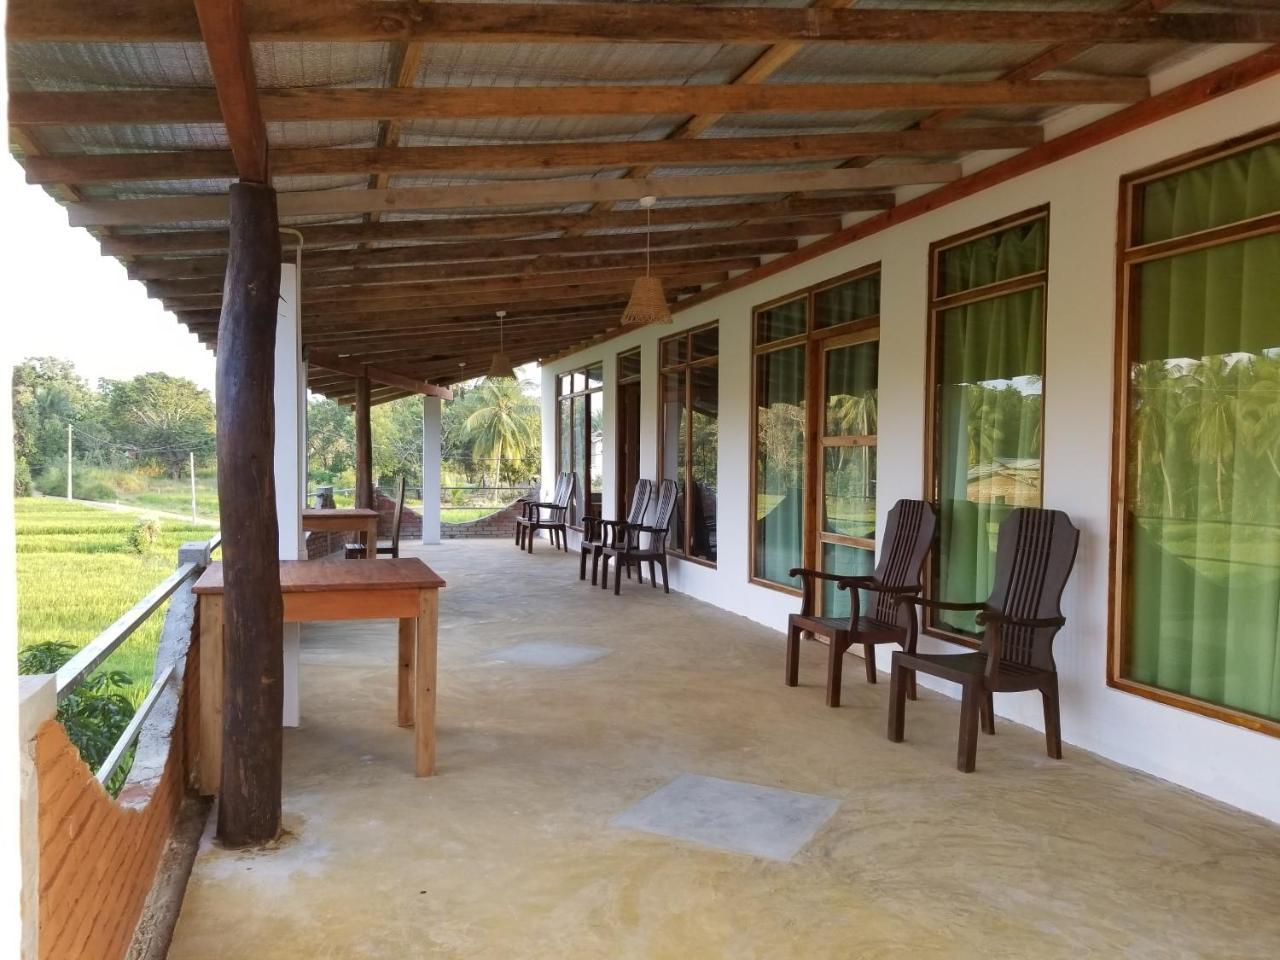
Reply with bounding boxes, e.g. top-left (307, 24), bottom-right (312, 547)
top-left (54, 532), bottom-right (222, 785)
